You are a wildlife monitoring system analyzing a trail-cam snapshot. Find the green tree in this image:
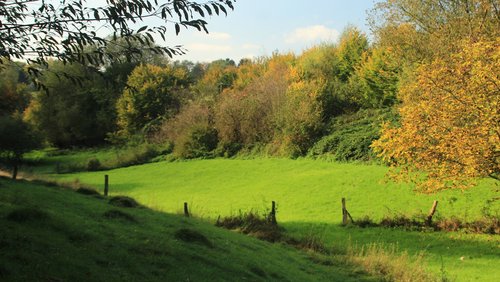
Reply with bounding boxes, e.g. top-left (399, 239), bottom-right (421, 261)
top-left (25, 61), bottom-right (116, 147)
top-left (0, 62), bottom-right (31, 115)
top-left (116, 64), bottom-right (189, 137)
top-left (0, 116), bottom-right (41, 179)
top-left (193, 59), bottom-right (237, 103)
top-left (336, 27), bottom-right (369, 82)
top-left (355, 47), bottom-right (400, 108)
